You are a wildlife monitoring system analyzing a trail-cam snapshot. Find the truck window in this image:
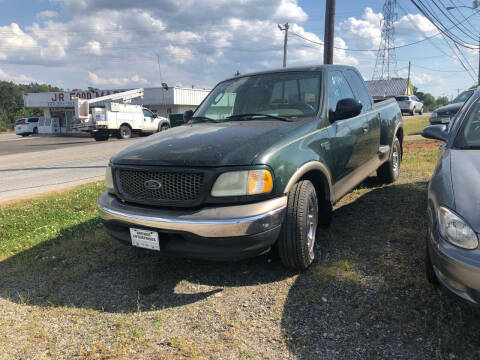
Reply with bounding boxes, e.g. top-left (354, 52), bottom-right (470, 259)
top-left (345, 70), bottom-right (372, 112)
top-left (328, 71), bottom-right (355, 113)
top-left (143, 109), bottom-right (153, 118)
top-left (28, 118), bottom-right (39, 123)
